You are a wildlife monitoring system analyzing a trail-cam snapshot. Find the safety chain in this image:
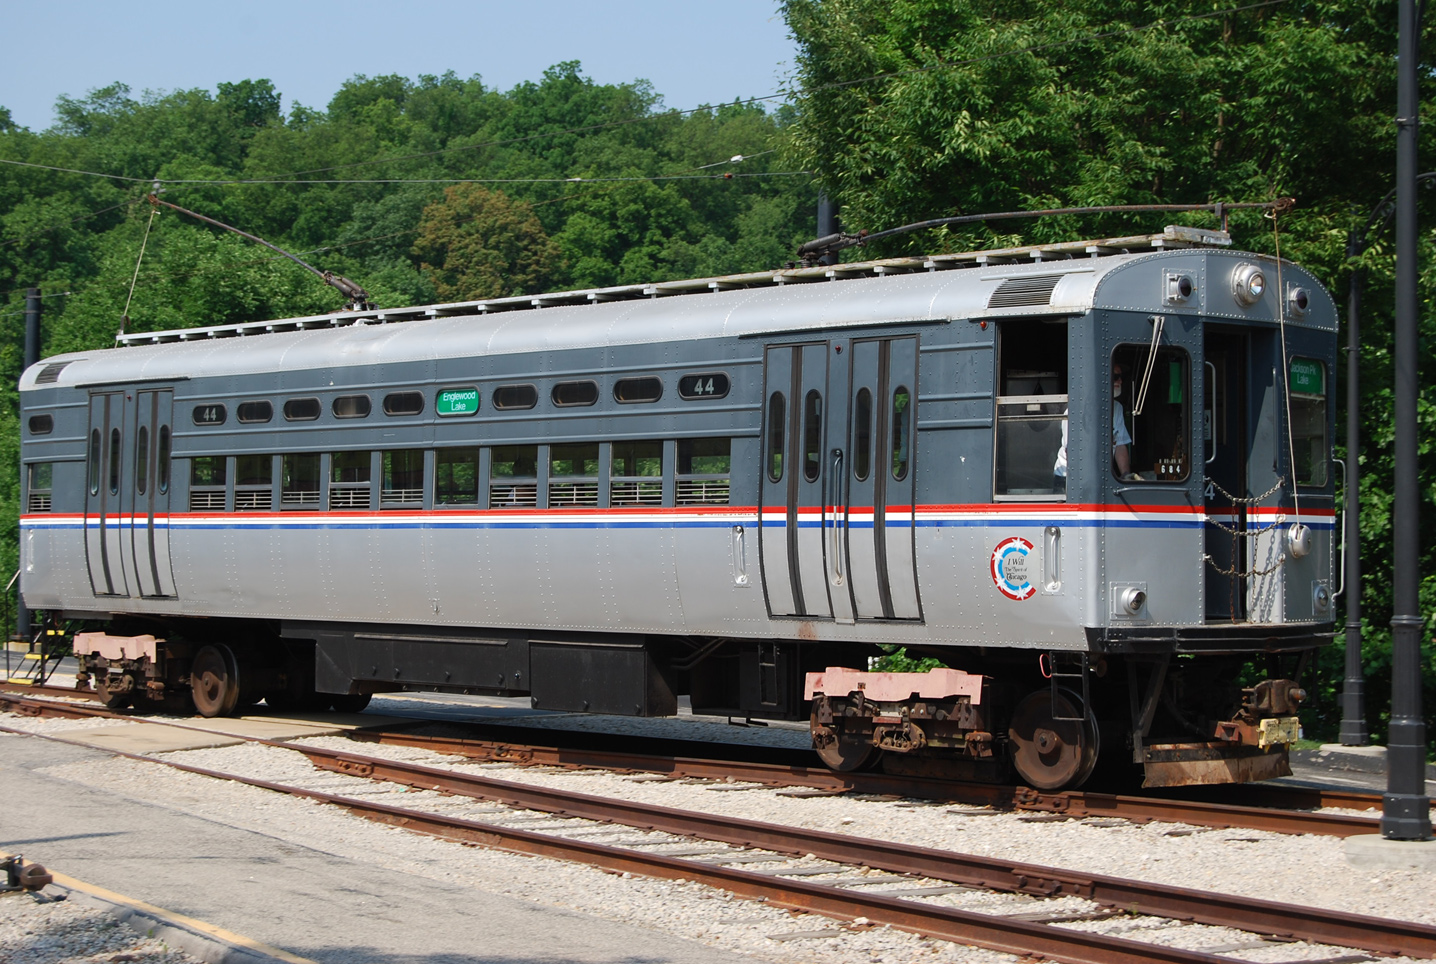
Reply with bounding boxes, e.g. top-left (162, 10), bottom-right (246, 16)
top-left (1204, 475), bottom-right (1286, 506)
top-left (1202, 553), bottom-right (1287, 578)
top-left (1204, 514), bottom-right (1285, 537)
